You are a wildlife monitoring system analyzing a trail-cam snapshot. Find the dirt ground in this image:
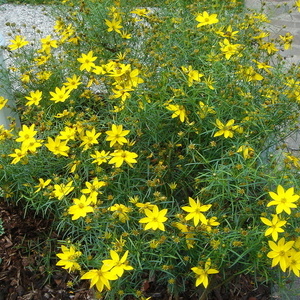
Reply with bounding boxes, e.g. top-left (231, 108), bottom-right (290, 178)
top-left (0, 198), bottom-right (272, 300)
top-left (0, 198), bottom-right (94, 300)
